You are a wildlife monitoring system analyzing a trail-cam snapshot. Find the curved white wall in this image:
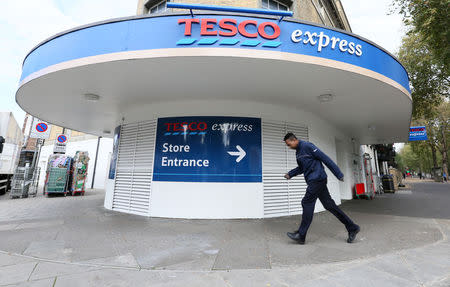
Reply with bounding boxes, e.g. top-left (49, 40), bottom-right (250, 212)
top-left (104, 99), bottom-right (357, 218)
